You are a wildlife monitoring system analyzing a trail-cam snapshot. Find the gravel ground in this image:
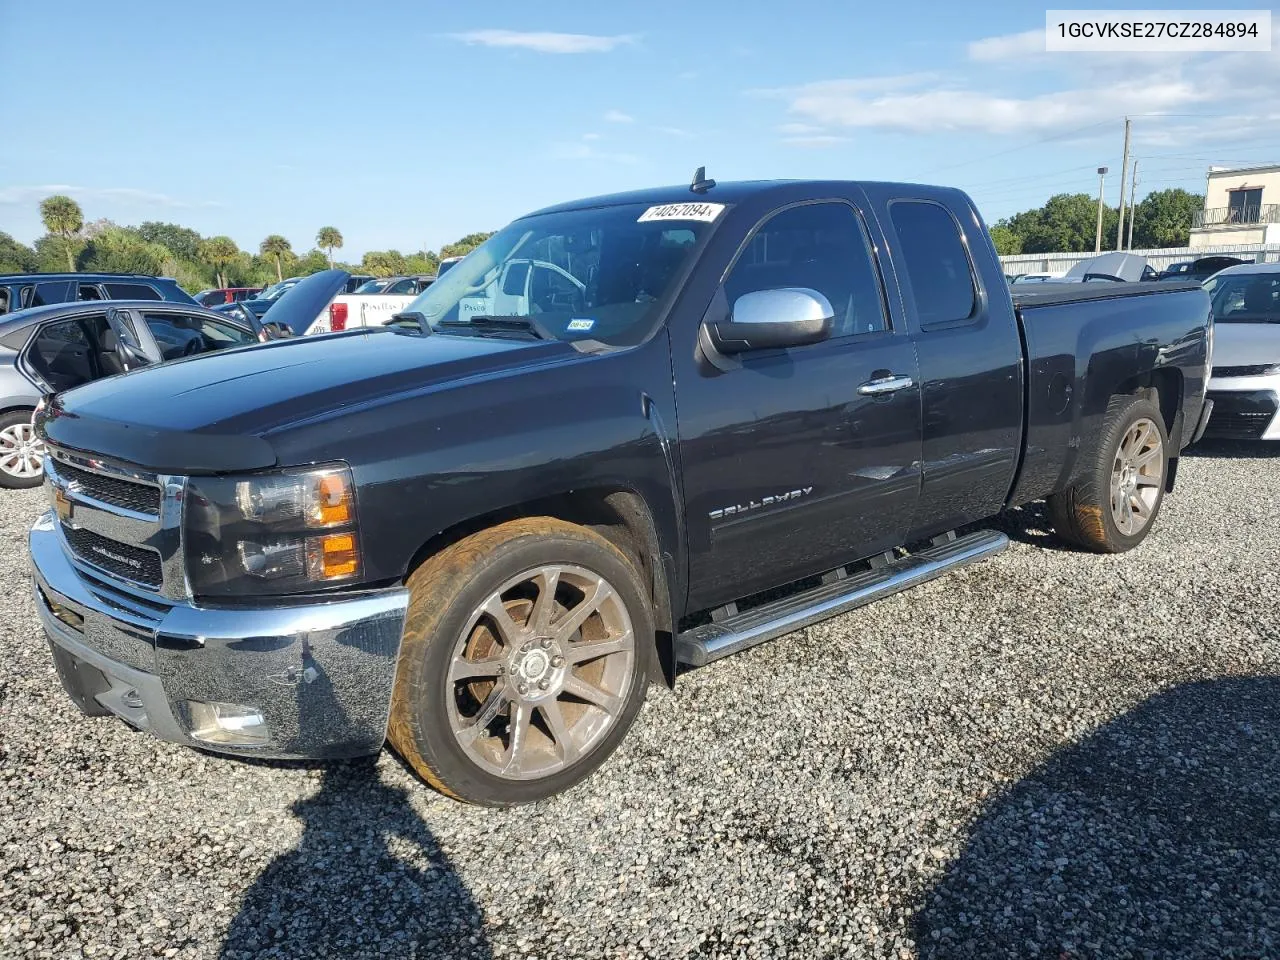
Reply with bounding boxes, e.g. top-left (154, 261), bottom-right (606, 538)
top-left (2, 441), bottom-right (1279, 959)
